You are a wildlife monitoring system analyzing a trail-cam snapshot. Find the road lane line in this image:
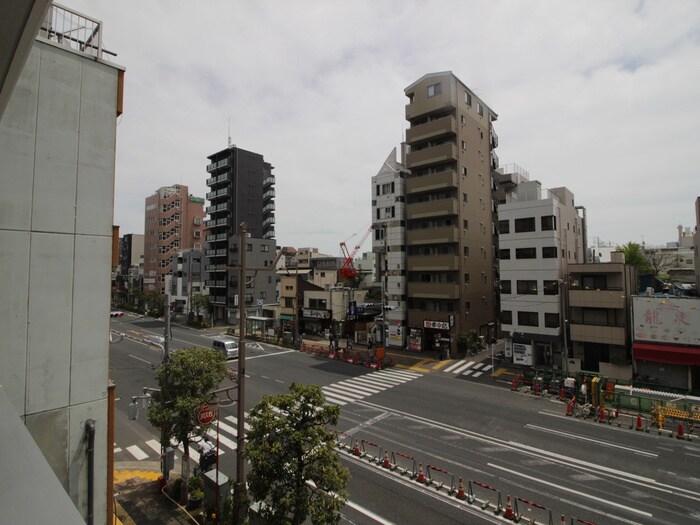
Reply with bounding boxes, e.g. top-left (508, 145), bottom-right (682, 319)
top-left (247, 349), bottom-right (297, 359)
top-left (126, 445), bottom-right (149, 461)
top-left (525, 424), bottom-right (658, 457)
top-left (344, 500), bottom-right (396, 524)
top-left (128, 354), bottom-right (152, 365)
top-left (488, 462), bottom-right (653, 518)
top-left (559, 498), bottom-right (647, 525)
